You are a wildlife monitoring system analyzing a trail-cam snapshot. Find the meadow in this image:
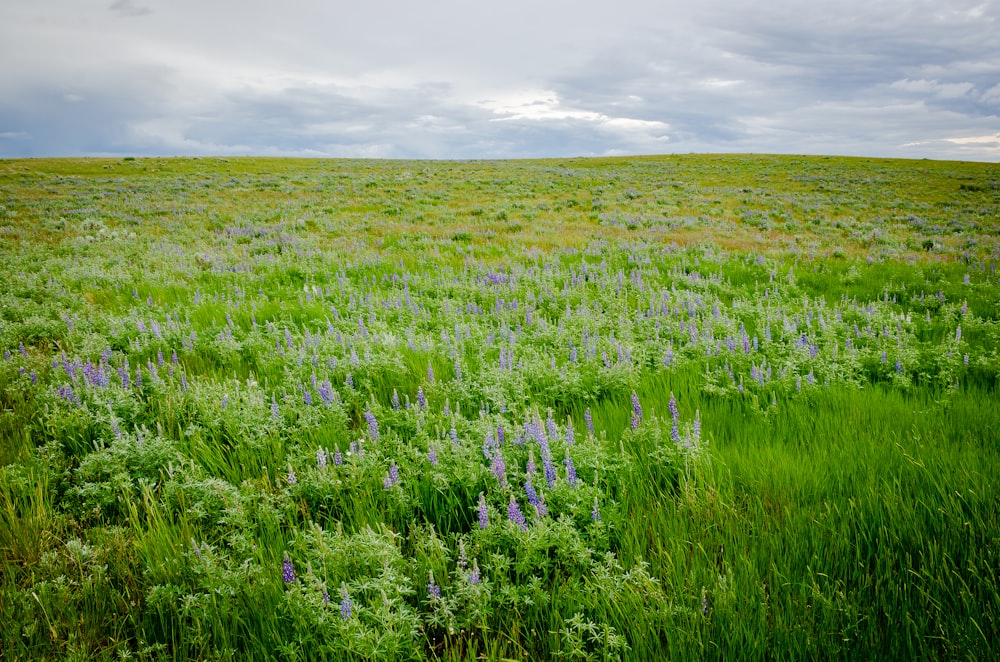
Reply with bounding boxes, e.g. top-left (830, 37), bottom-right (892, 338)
top-left (0, 154), bottom-right (998, 660)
